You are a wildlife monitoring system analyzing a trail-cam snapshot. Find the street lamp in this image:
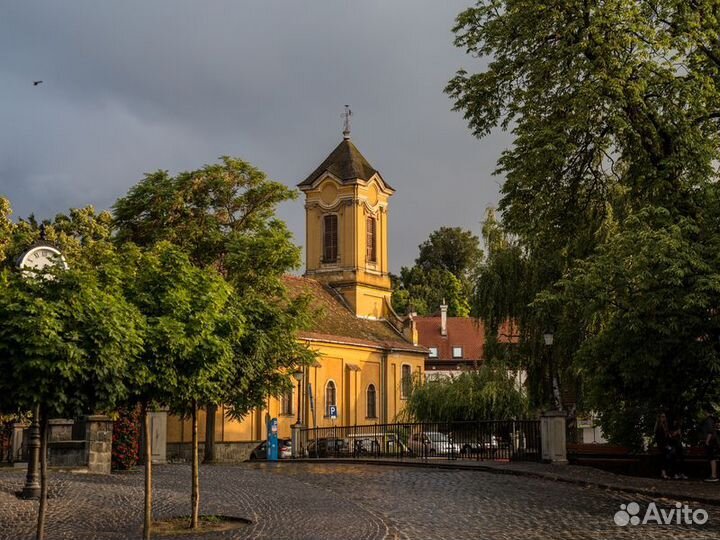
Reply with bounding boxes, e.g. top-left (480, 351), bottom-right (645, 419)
top-left (16, 229), bottom-right (68, 499)
top-left (543, 329), bottom-right (561, 411)
top-left (291, 369), bottom-right (304, 458)
top-left (292, 370), bottom-right (304, 425)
